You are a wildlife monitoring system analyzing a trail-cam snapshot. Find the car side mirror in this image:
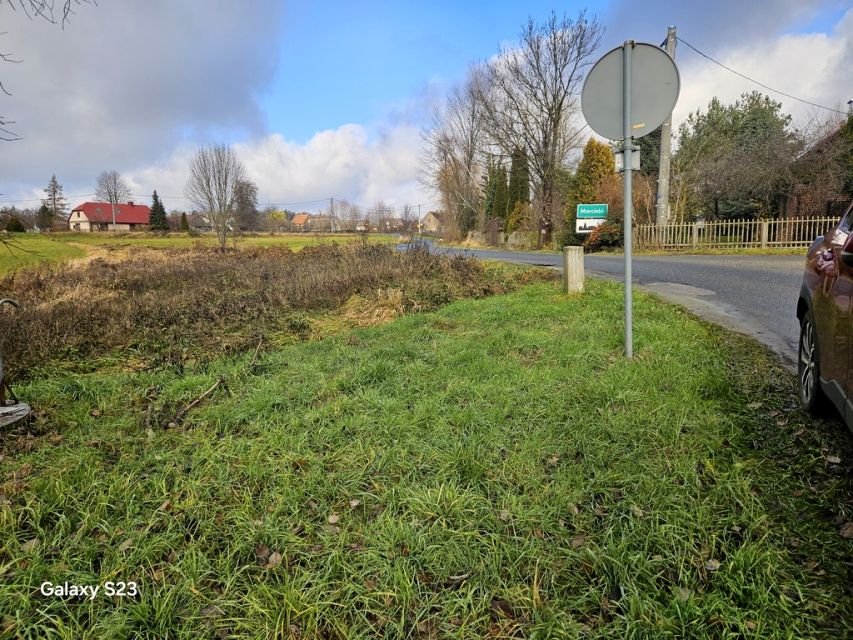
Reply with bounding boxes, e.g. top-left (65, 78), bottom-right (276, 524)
top-left (842, 232), bottom-right (853, 268)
